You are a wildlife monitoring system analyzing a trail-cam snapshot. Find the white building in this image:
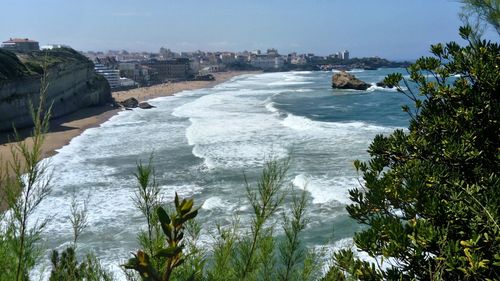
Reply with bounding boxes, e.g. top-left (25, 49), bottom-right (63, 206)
top-left (342, 50), bottom-right (349, 60)
top-left (119, 77), bottom-right (137, 87)
top-left (40, 44), bottom-right (70, 50)
top-left (94, 63), bottom-right (120, 88)
top-left (250, 55), bottom-right (285, 69)
top-left (219, 53), bottom-right (236, 64)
